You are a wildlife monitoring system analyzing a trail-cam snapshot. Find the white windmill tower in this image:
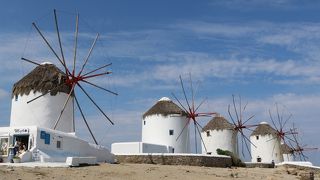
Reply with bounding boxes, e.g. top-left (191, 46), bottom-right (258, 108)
top-left (250, 122), bottom-right (283, 163)
top-left (141, 97), bottom-right (190, 153)
top-left (10, 62), bottom-right (74, 133)
top-left (201, 115), bottom-right (237, 155)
